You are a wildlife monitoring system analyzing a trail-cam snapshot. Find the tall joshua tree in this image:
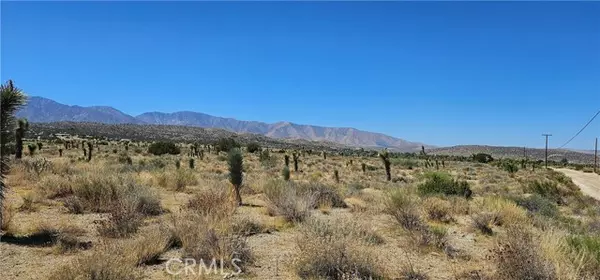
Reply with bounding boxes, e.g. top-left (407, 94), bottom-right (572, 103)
top-left (15, 119), bottom-right (28, 159)
top-left (87, 142), bottom-right (93, 161)
top-left (379, 149), bottom-right (391, 181)
top-left (292, 152), bottom-right (300, 172)
top-left (228, 148), bottom-right (244, 206)
top-left (1, 80), bottom-right (27, 229)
